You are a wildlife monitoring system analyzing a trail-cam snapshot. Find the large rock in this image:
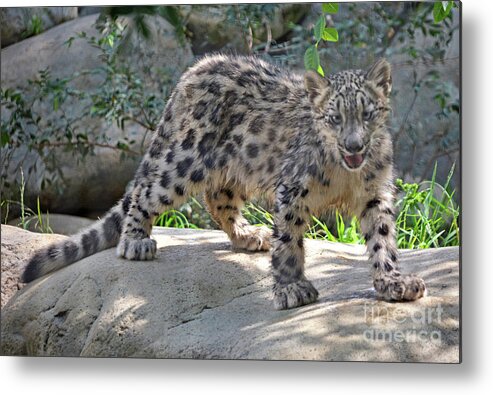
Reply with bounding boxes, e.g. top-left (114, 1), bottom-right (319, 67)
top-left (1, 14), bottom-right (194, 216)
top-left (1, 226), bottom-right (459, 362)
top-left (184, 3), bottom-right (309, 54)
top-left (8, 214), bottom-right (95, 236)
top-left (0, 7), bottom-right (78, 48)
